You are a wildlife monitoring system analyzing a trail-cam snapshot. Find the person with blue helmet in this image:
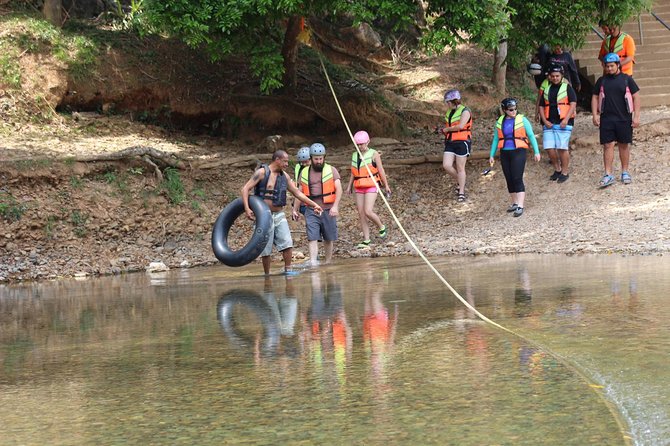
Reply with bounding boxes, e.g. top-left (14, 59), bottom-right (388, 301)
top-left (293, 143), bottom-right (342, 266)
top-left (291, 147), bottom-right (311, 217)
top-left (591, 52), bottom-right (641, 188)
